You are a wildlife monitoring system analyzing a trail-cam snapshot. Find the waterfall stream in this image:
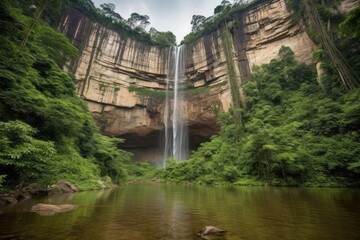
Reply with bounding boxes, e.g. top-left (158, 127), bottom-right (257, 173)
top-left (163, 46), bottom-right (189, 166)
